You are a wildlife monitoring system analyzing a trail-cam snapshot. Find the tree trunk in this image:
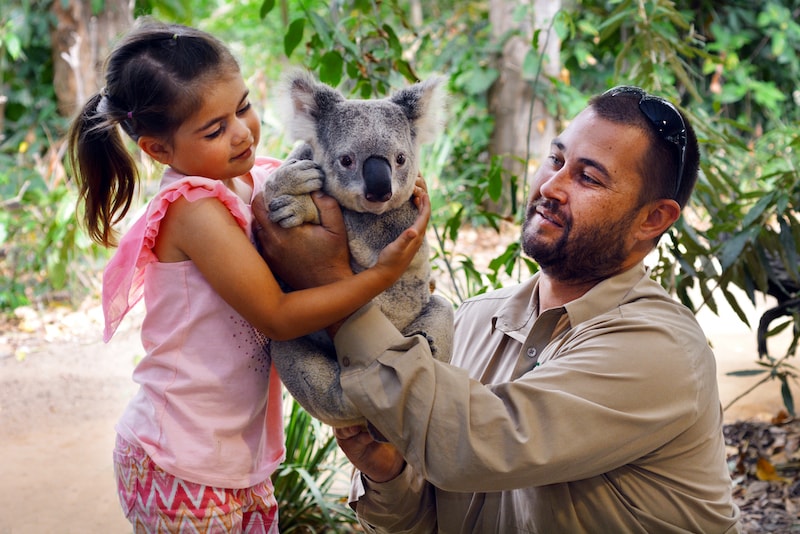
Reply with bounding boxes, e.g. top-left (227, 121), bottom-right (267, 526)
top-left (487, 0), bottom-right (561, 215)
top-left (50, 0), bottom-right (134, 117)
